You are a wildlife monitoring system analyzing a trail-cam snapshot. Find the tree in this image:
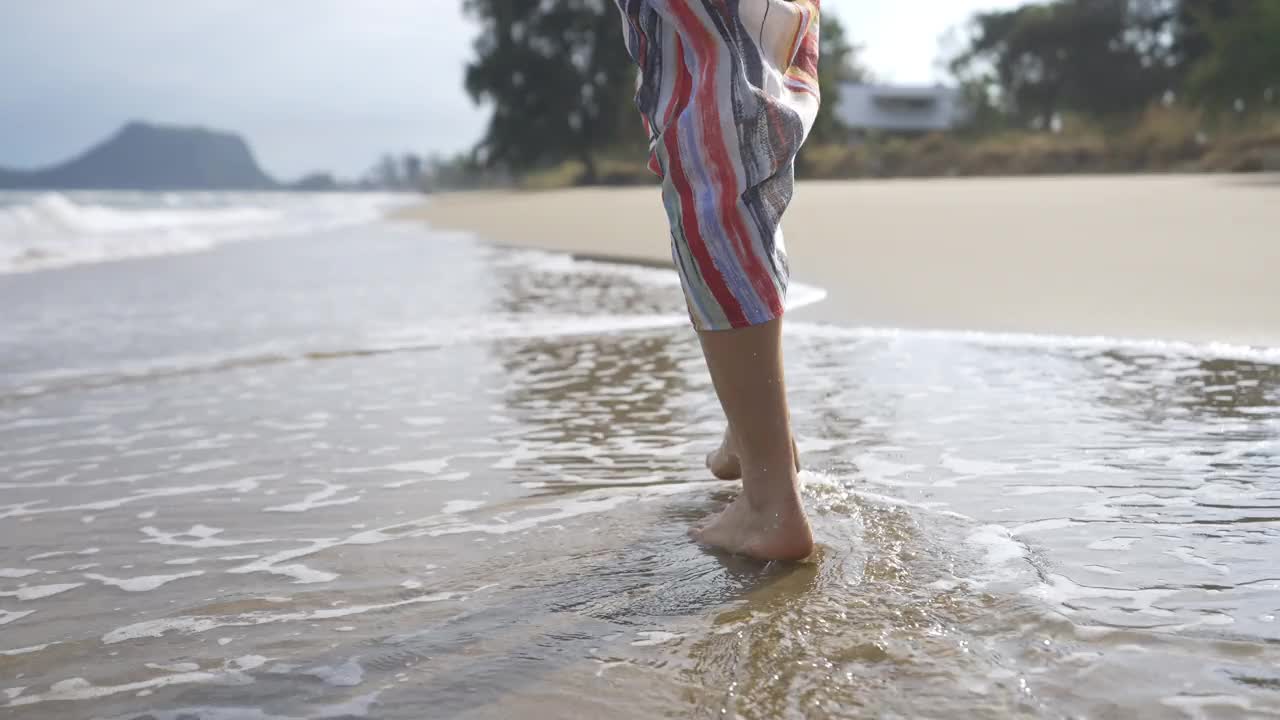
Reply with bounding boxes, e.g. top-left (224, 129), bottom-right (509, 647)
top-left (375, 153), bottom-right (401, 189)
top-left (462, 0), bottom-right (635, 184)
top-left (1167, 0), bottom-right (1237, 80)
top-left (950, 0), bottom-right (1176, 127)
top-left (1185, 0), bottom-right (1280, 109)
top-left (808, 12), bottom-right (870, 145)
top-left (403, 154), bottom-right (423, 190)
